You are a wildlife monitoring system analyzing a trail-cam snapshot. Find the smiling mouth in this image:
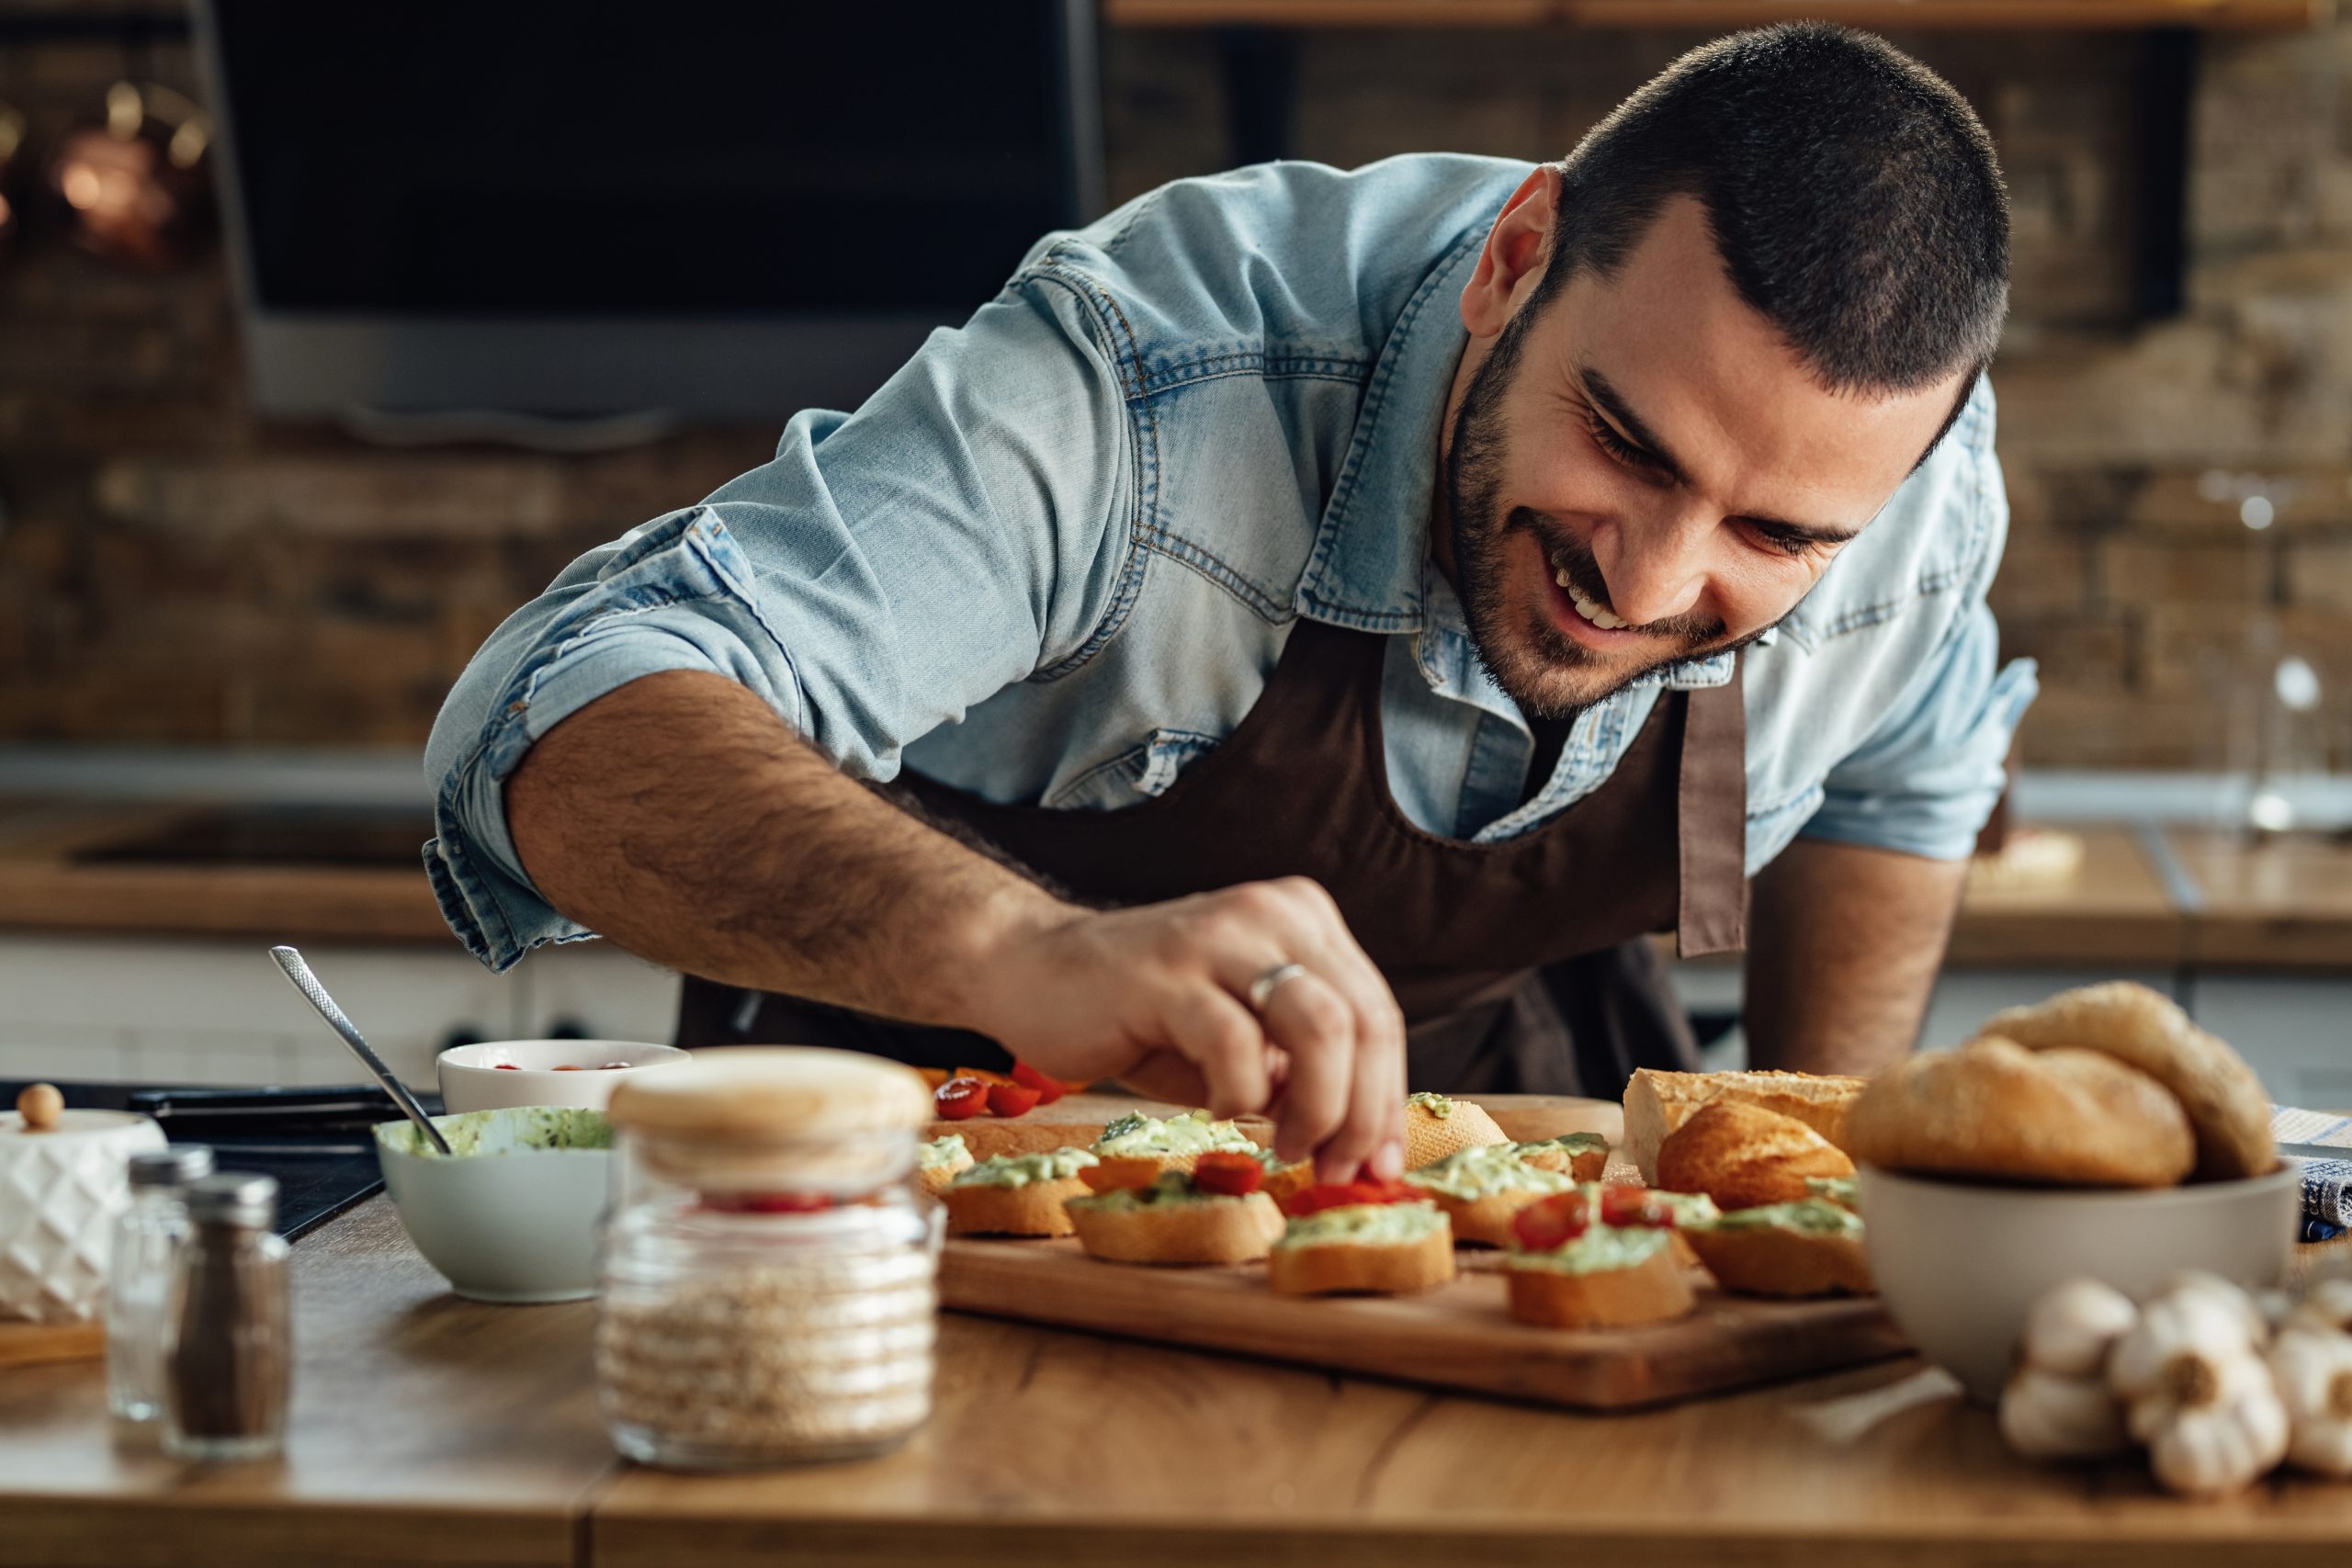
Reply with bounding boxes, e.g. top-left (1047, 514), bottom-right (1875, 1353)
top-left (1544, 544), bottom-right (1634, 633)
